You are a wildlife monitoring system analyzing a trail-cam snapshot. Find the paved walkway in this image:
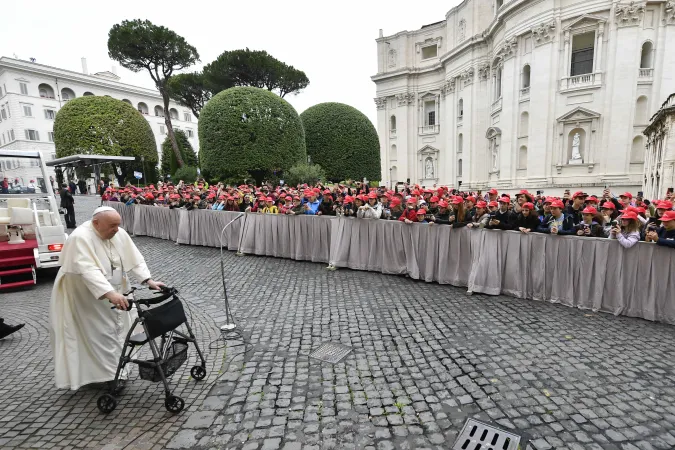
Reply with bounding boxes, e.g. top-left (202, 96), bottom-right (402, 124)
top-left (1, 196), bottom-right (675, 449)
